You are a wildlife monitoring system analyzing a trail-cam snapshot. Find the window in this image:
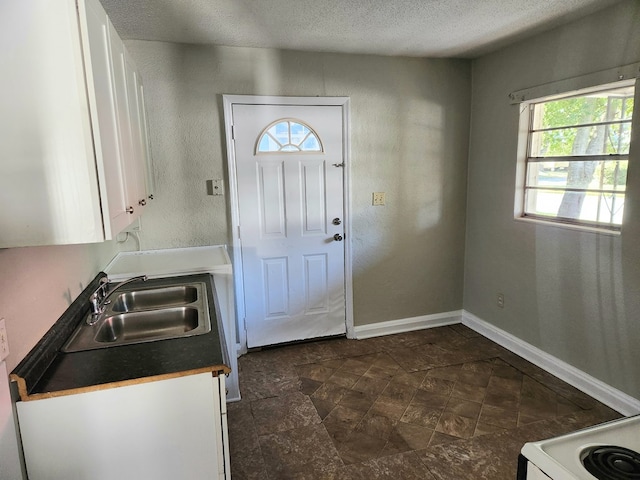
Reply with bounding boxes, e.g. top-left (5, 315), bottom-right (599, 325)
top-left (520, 82), bottom-right (635, 231)
top-left (256, 119), bottom-right (323, 154)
